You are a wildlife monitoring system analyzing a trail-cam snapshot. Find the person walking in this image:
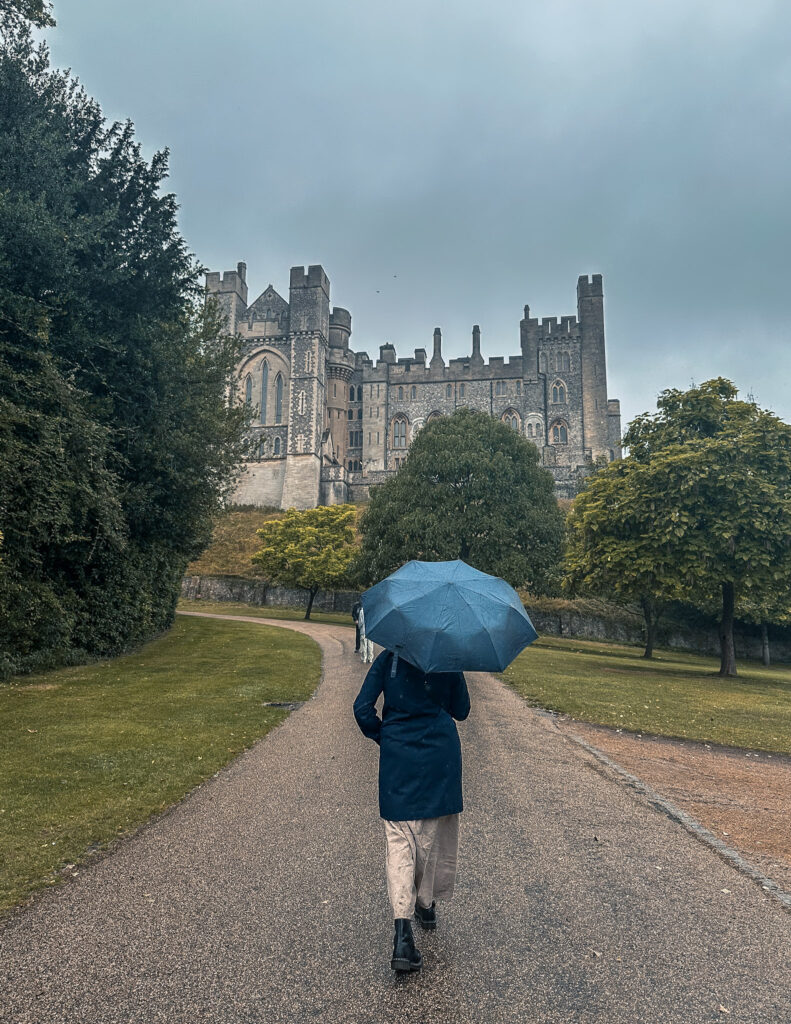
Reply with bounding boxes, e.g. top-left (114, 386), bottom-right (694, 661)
top-left (353, 649), bottom-right (470, 972)
top-left (351, 600), bottom-right (362, 653)
top-left (358, 604), bottom-right (374, 664)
